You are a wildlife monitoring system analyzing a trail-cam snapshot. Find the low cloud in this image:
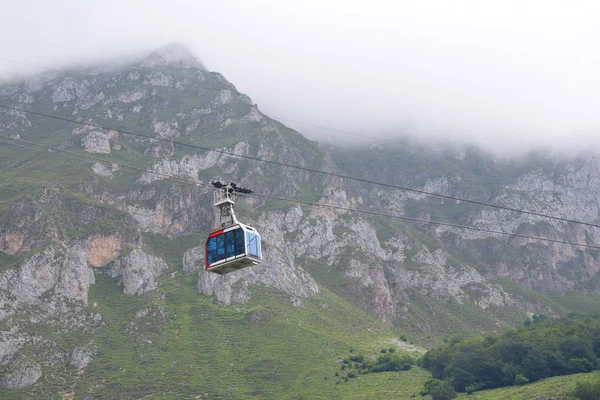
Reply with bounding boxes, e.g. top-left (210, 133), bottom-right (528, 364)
top-left (1, 0), bottom-right (599, 156)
